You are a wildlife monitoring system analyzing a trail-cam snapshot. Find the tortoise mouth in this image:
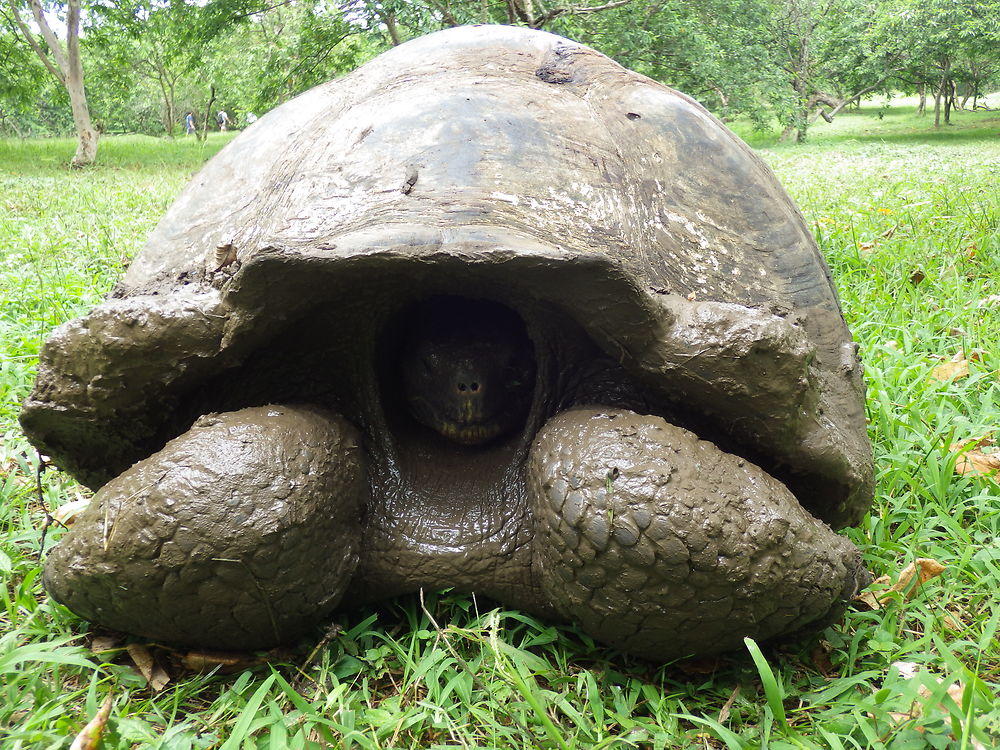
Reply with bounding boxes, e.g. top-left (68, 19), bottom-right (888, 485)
top-left (433, 419), bottom-right (506, 445)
